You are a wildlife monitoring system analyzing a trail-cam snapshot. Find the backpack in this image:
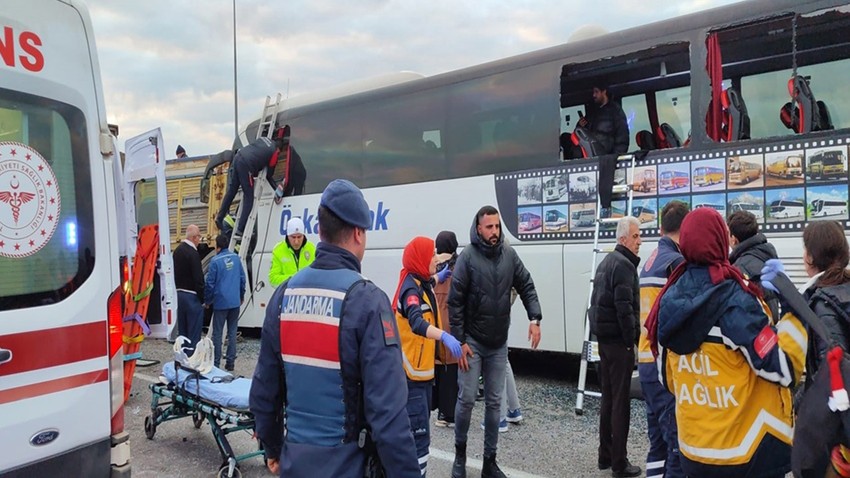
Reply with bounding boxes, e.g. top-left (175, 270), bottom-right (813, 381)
top-left (770, 274), bottom-right (850, 477)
